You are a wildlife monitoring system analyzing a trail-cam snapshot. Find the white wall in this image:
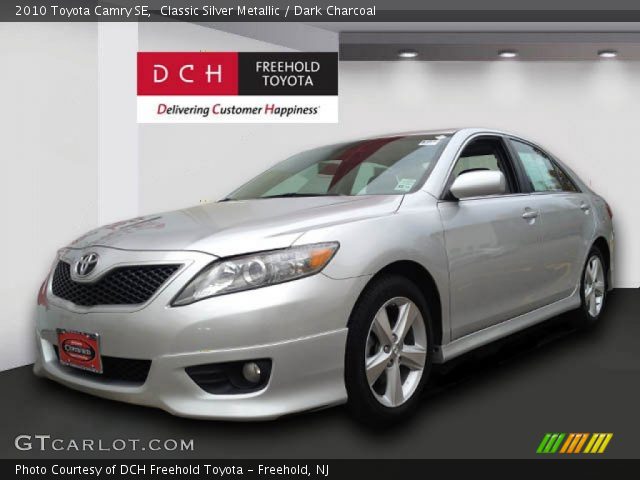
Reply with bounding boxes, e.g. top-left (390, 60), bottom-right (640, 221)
top-left (98, 23), bottom-right (139, 225)
top-left (139, 25), bottom-right (639, 287)
top-left (0, 23), bottom-right (99, 370)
